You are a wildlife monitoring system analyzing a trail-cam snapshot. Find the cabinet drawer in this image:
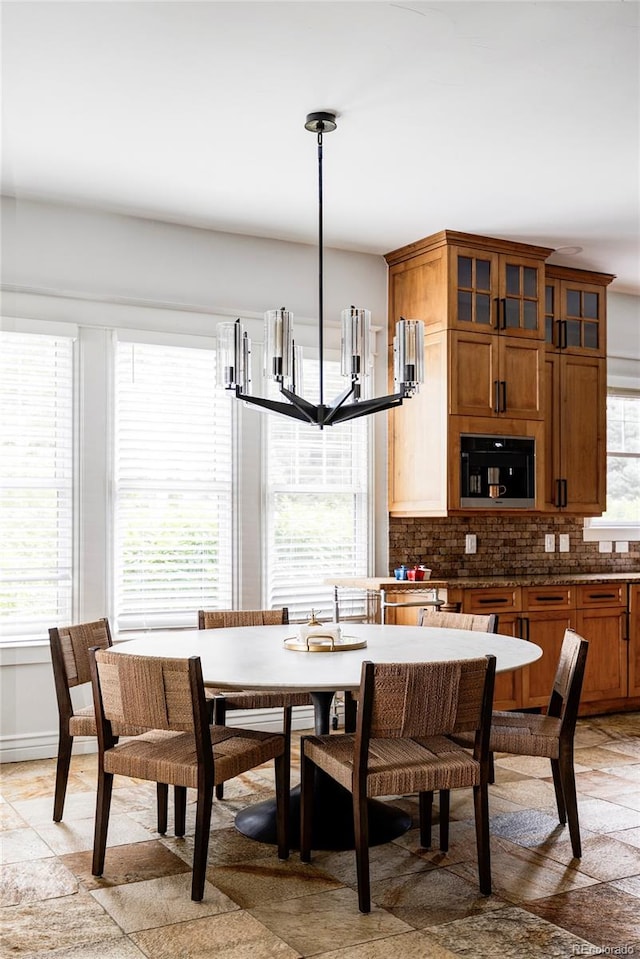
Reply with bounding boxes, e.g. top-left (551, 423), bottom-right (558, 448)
top-left (523, 586), bottom-right (574, 611)
top-left (464, 588), bottom-right (520, 614)
top-left (576, 584), bottom-right (626, 608)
